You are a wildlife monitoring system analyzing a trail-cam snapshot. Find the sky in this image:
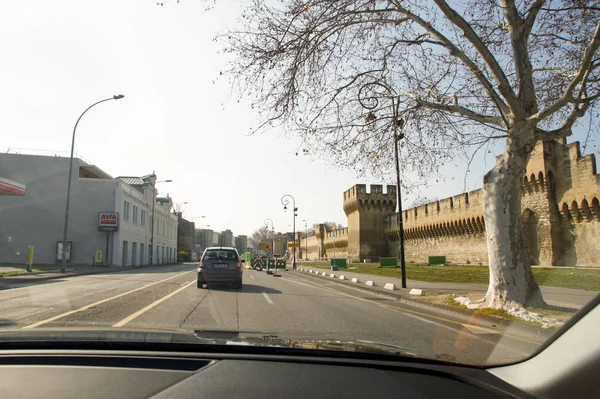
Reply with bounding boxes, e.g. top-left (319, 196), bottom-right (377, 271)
top-left (1, 0), bottom-right (597, 237)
